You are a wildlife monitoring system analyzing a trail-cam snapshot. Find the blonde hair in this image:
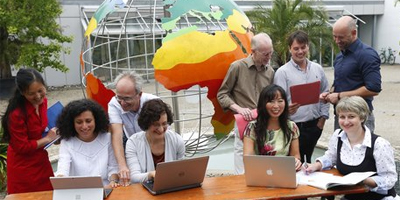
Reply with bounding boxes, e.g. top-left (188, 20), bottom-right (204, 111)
top-left (336, 96), bottom-right (369, 123)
